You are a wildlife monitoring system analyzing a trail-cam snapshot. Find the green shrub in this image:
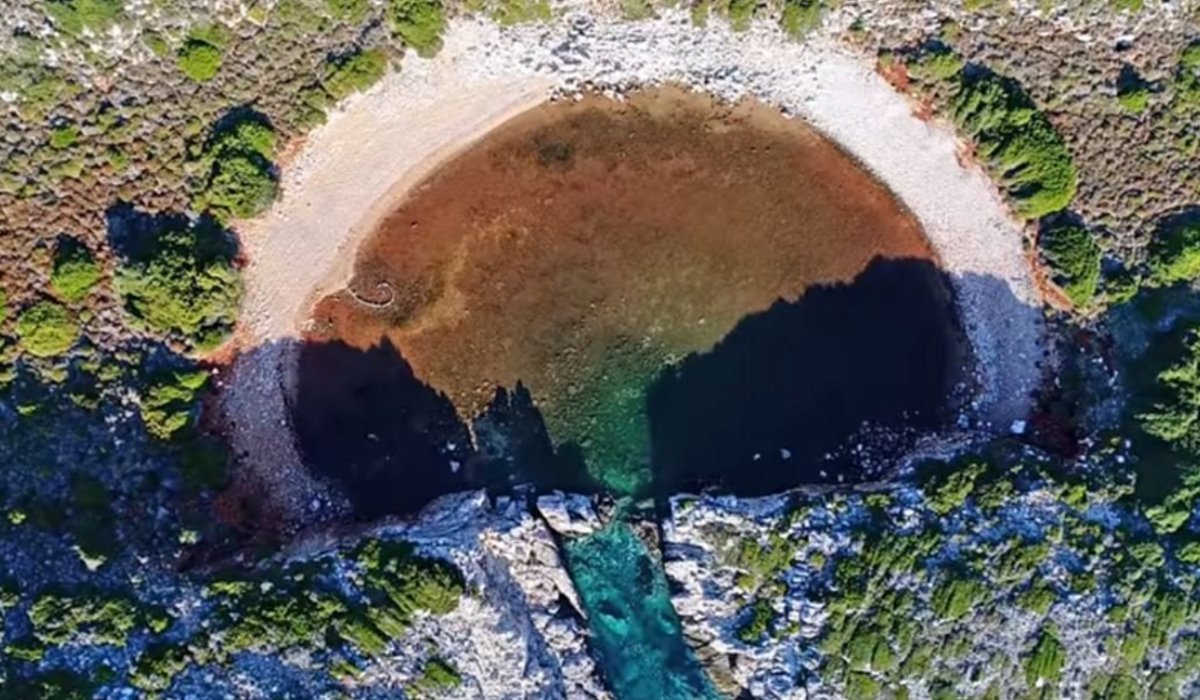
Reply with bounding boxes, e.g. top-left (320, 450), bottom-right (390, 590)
top-left (1039, 222), bottom-right (1101, 307)
top-left (194, 114), bottom-right (279, 220)
top-left (726, 0), bottom-right (755, 31)
top-left (1139, 329), bottom-right (1200, 463)
top-left (1118, 86), bottom-right (1150, 113)
top-left (953, 72), bottom-right (1077, 218)
top-left (327, 0), bottom-right (371, 22)
top-left (492, 0), bottom-right (551, 25)
top-left (43, 0), bottom-right (124, 36)
top-left (131, 643), bottom-right (192, 692)
top-left (930, 574), bottom-right (986, 620)
top-left (1024, 626), bottom-right (1066, 687)
top-left (16, 301), bottom-right (79, 357)
top-left (49, 124), bottom-right (79, 150)
top-left (909, 46), bottom-right (964, 84)
top-left (1147, 217), bottom-right (1200, 286)
top-left (51, 238), bottom-right (102, 303)
top-left (735, 597), bottom-right (776, 643)
top-left (322, 49), bottom-right (389, 101)
top-left (780, 0), bottom-right (822, 38)
top-left (28, 590), bottom-right (142, 647)
top-left (409, 657), bottom-right (462, 696)
top-left (114, 220), bottom-right (242, 349)
top-left (922, 460), bottom-right (987, 515)
top-left (203, 154), bottom-right (278, 219)
top-left (390, 0), bottom-right (446, 56)
top-left (138, 368), bottom-right (209, 440)
top-left (1176, 42), bottom-right (1200, 108)
top-left (177, 39), bottom-right (223, 82)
